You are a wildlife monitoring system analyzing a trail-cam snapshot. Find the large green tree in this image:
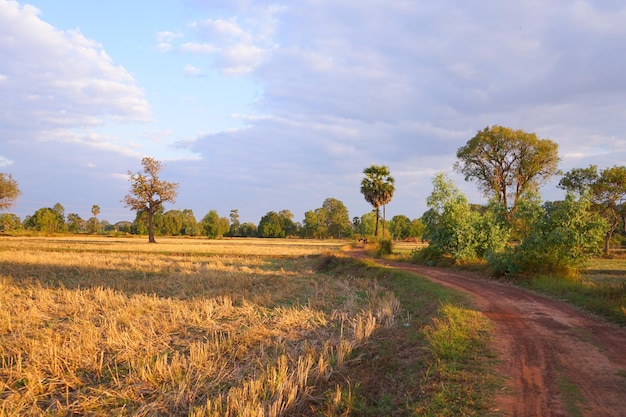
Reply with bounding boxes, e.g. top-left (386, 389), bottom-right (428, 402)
top-left (0, 173), bottom-right (20, 211)
top-left (258, 211), bottom-right (285, 238)
top-left (455, 125), bottom-right (560, 220)
top-left (24, 206), bottom-right (65, 233)
top-left (360, 165), bottom-right (395, 238)
top-left (559, 165), bottom-right (626, 255)
top-left (202, 210), bottom-right (230, 239)
top-left (123, 157), bottom-right (179, 243)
